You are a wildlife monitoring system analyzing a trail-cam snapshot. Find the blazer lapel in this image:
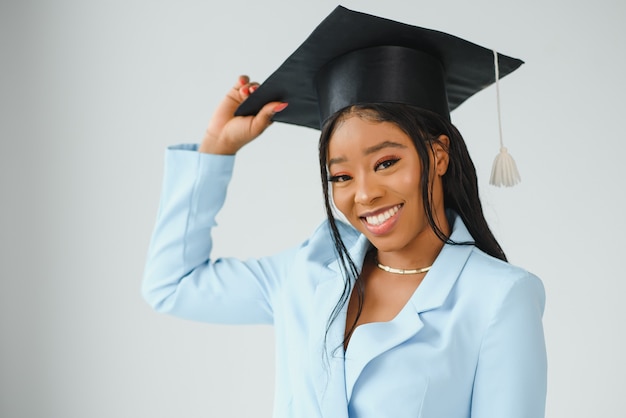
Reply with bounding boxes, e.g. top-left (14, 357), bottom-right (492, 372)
top-left (308, 231), bottom-right (370, 418)
top-left (308, 213), bottom-right (475, 411)
top-left (344, 214), bottom-right (475, 401)
top-left (344, 303), bottom-right (425, 399)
